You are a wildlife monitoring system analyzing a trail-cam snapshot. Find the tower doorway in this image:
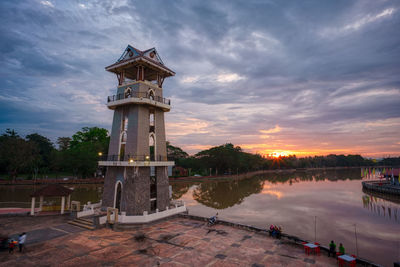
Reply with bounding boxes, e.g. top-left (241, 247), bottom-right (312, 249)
top-left (150, 174), bottom-right (157, 212)
top-left (148, 89), bottom-right (155, 100)
top-left (115, 181), bottom-right (122, 211)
